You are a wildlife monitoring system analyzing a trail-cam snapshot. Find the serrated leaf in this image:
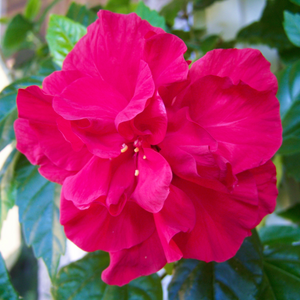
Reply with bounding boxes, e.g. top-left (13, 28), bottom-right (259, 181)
top-left (2, 14), bottom-right (33, 53)
top-left (237, 0), bottom-right (300, 51)
top-left (0, 76), bottom-right (43, 152)
top-left (52, 251), bottom-right (163, 300)
top-left (168, 231), bottom-right (263, 300)
top-left (284, 11), bottom-right (300, 47)
top-left (135, 2), bottom-right (166, 30)
top-left (259, 225), bottom-right (300, 245)
top-left (0, 149), bottom-right (19, 235)
top-left (15, 155), bottom-right (66, 279)
top-left (278, 203), bottom-right (300, 223)
top-left (46, 14), bottom-right (87, 67)
top-left (66, 2), bottom-right (97, 27)
top-left (24, 0), bottom-right (41, 21)
top-left (0, 253), bottom-right (19, 300)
